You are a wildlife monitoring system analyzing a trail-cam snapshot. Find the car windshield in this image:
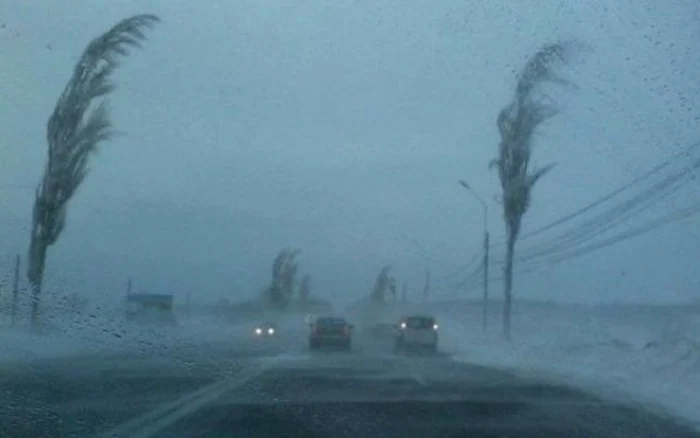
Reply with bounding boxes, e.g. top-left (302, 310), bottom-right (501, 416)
top-left (317, 318), bottom-right (346, 326)
top-left (4, 2), bottom-right (700, 437)
top-left (405, 317), bottom-right (435, 329)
